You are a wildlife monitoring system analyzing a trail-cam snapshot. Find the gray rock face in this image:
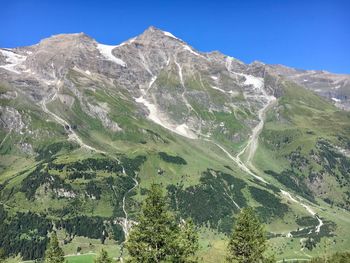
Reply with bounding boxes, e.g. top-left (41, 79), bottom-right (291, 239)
top-left (24, 33), bottom-right (98, 78)
top-left (86, 101), bottom-right (122, 132)
top-left (0, 106), bottom-right (25, 133)
top-left (0, 26), bottom-right (349, 142)
top-left (266, 64), bottom-right (350, 110)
